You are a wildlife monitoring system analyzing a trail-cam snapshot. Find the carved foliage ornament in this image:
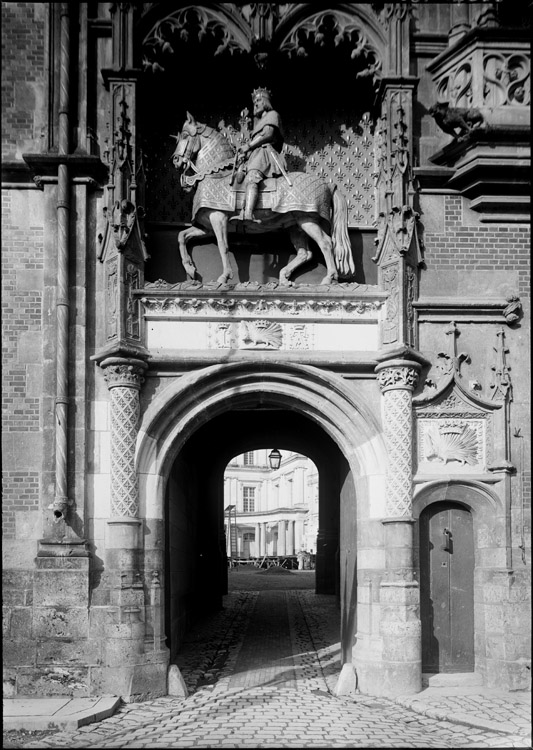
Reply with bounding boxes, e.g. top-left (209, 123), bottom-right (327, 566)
top-left (103, 363), bottom-right (146, 390)
top-left (140, 295), bottom-right (382, 317)
top-left (279, 11), bottom-right (382, 87)
top-left (483, 52), bottom-right (530, 107)
top-left (142, 7), bottom-right (247, 73)
top-left (377, 366), bottom-right (419, 392)
top-left (489, 328), bottom-right (512, 402)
